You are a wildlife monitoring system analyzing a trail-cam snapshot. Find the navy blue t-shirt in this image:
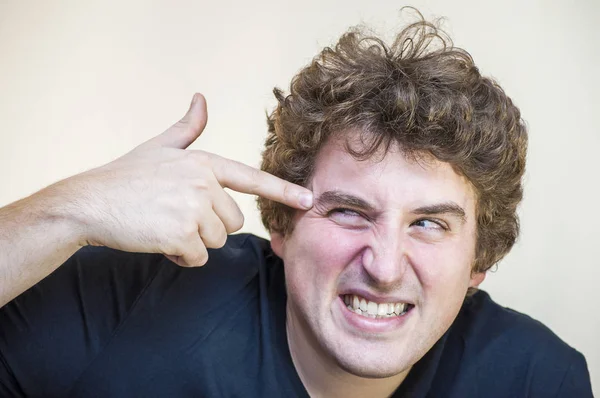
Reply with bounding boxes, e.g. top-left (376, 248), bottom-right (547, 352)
top-left (0, 234), bottom-right (593, 397)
